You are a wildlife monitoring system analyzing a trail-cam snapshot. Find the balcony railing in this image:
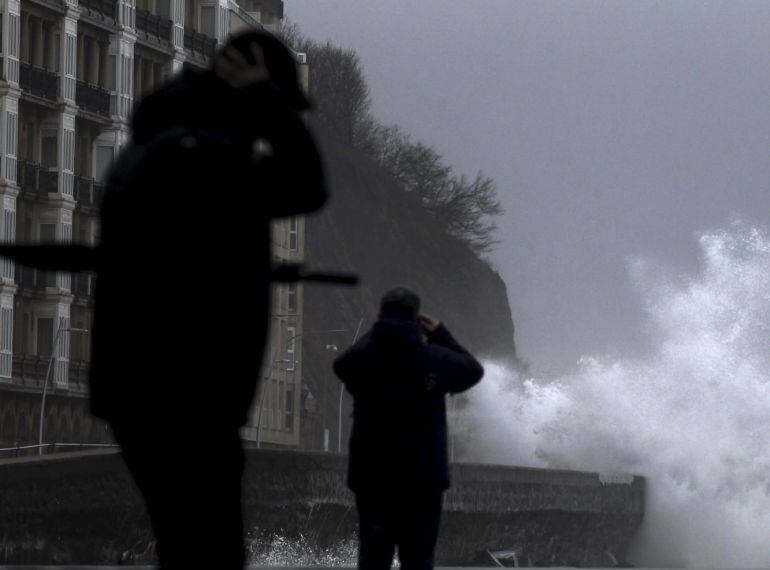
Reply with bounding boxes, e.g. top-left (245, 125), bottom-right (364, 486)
top-left (254, 0), bottom-right (283, 18)
top-left (78, 0), bottom-right (116, 20)
top-left (72, 273), bottom-right (94, 300)
top-left (184, 28), bottom-right (216, 58)
top-left (19, 63), bottom-right (59, 102)
top-left (15, 265), bottom-right (41, 293)
top-left (11, 355), bottom-right (89, 393)
top-left (136, 8), bottom-right (173, 46)
top-left (17, 161), bottom-right (58, 197)
top-left (74, 176), bottom-right (105, 208)
top-left (76, 81), bottom-right (111, 118)
top-left (68, 360), bottom-right (90, 388)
